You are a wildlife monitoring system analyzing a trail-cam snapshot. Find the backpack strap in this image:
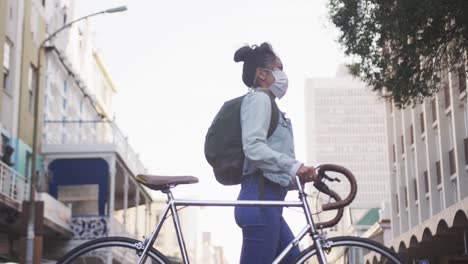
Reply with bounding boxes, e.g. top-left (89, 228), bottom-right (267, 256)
top-left (256, 90), bottom-right (280, 200)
